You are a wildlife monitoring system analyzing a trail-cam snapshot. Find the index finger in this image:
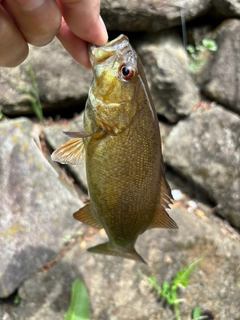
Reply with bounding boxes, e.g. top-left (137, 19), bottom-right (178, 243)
top-left (58, 0), bottom-right (108, 46)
